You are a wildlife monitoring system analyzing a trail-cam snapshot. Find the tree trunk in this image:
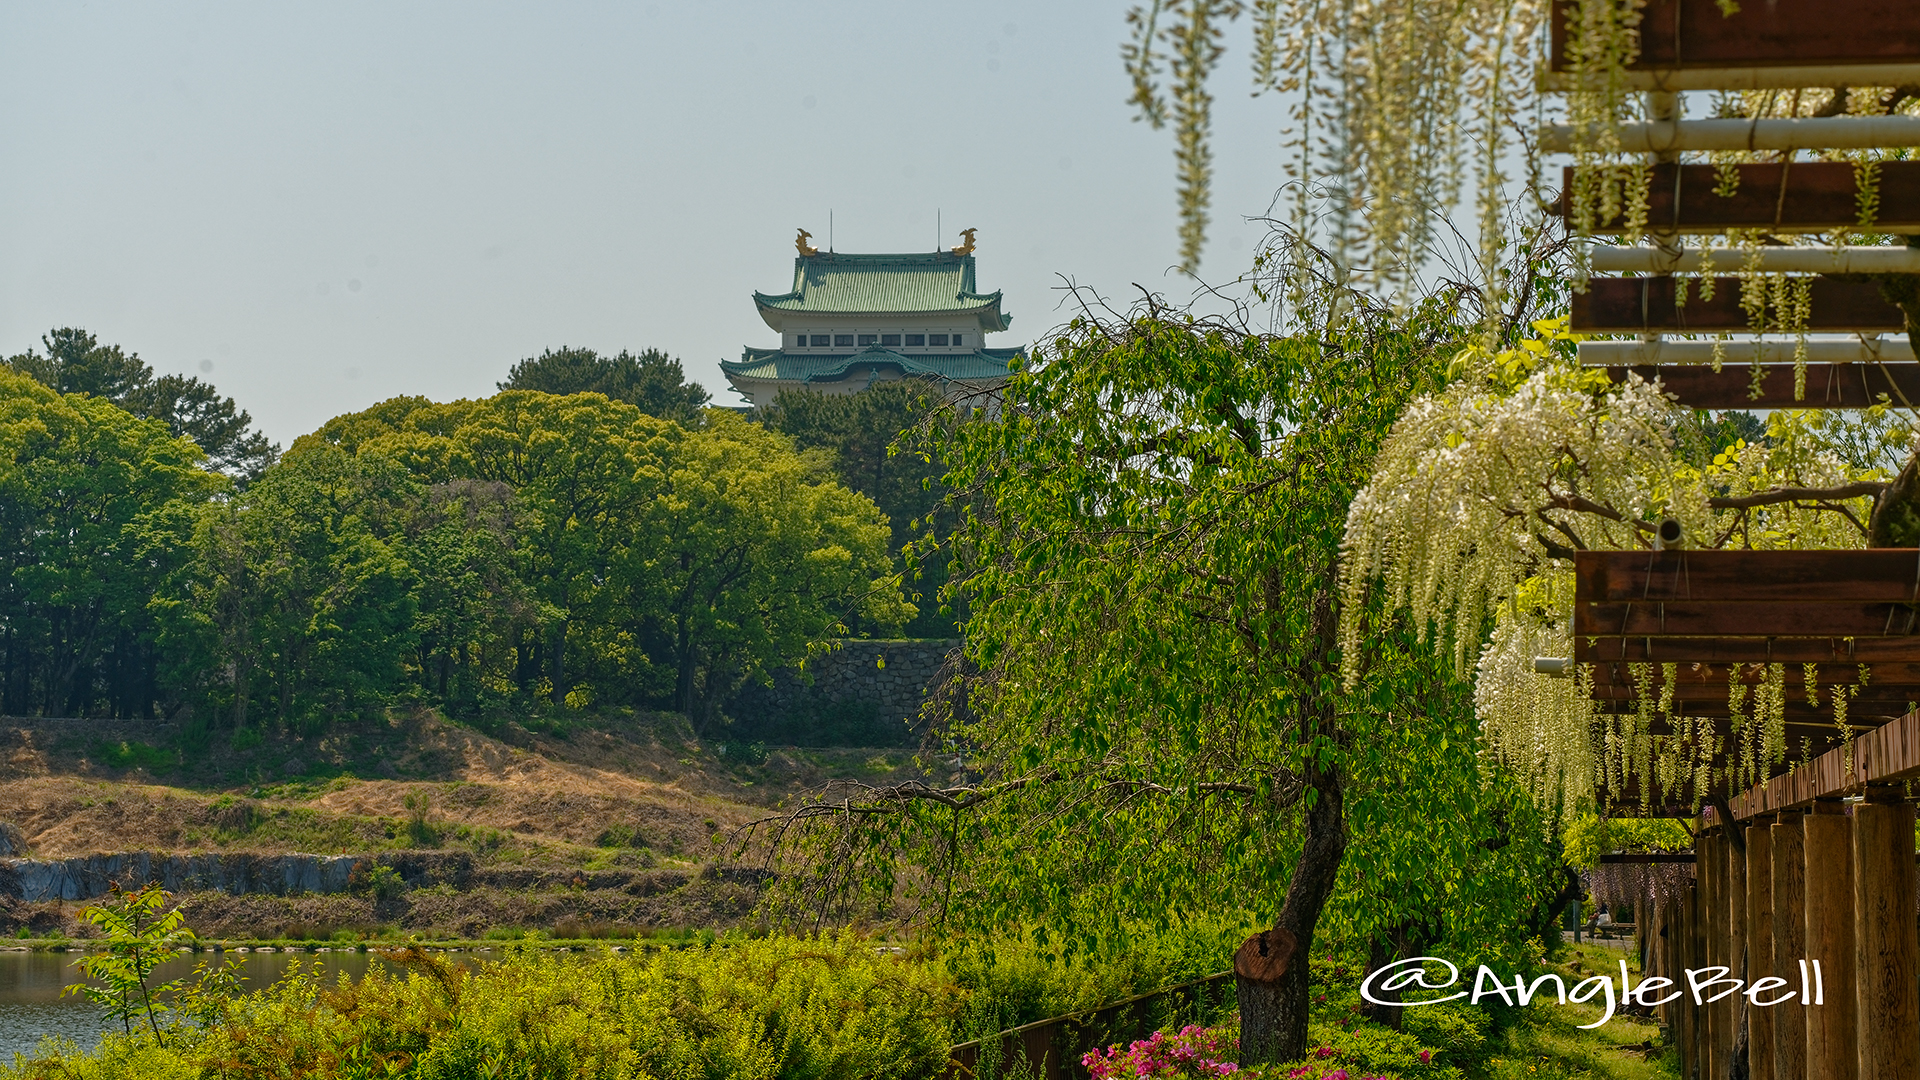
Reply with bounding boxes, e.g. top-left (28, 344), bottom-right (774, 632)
top-left (676, 617), bottom-right (697, 723)
top-left (1241, 588), bottom-right (1347, 1066)
top-left (1236, 972), bottom-right (1285, 1063)
top-left (1361, 932), bottom-right (1404, 1031)
top-left (232, 657), bottom-right (250, 730)
top-left (548, 620), bottom-right (567, 705)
